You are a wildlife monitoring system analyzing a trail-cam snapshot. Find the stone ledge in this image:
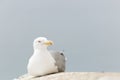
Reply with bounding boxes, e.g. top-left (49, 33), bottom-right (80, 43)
top-left (16, 72), bottom-right (120, 80)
